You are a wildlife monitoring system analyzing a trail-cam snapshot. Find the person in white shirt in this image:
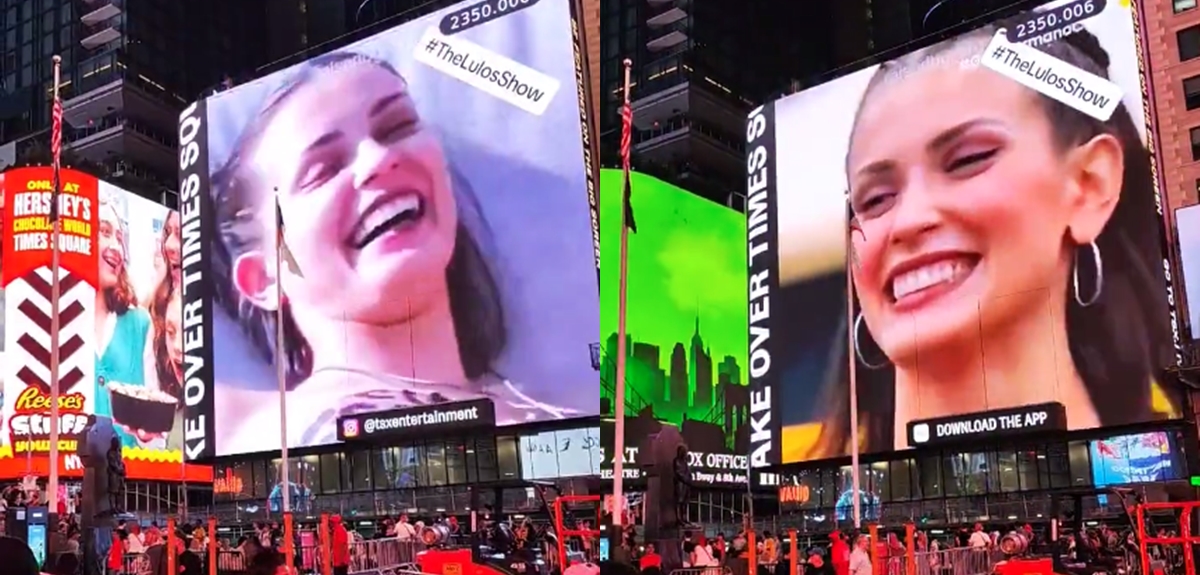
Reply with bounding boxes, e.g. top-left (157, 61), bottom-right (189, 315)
top-left (692, 535), bottom-right (719, 572)
top-left (968, 524), bottom-right (991, 549)
top-left (126, 526), bottom-right (146, 554)
top-left (395, 515), bottom-right (418, 542)
top-left (849, 535), bottom-right (872, 575)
